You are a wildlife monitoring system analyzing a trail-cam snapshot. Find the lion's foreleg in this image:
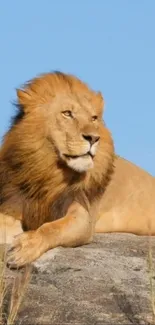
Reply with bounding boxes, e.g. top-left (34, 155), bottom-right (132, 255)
top-left (7, 202), bottom-right (94, 268)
